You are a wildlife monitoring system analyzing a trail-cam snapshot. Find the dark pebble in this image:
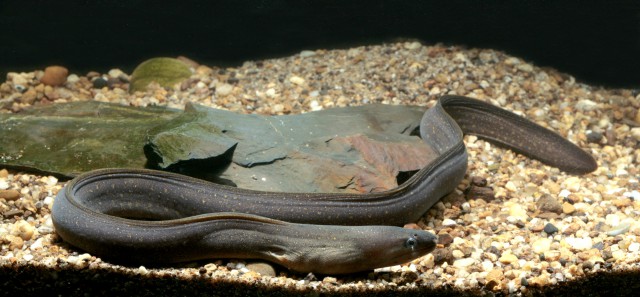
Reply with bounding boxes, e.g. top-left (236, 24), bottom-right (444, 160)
top-left (586, 131), bottom-right (603, 143)
top-left (486, 245), bottom-right (500, 256)
top-left (92, 77), bottom-right (108, 89)
top-left (543, 223), bottom-right (559, 234)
